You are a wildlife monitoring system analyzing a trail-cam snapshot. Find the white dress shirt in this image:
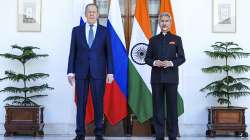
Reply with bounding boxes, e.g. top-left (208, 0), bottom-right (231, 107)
top-left (85, 22), bottom-right (97, 43)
